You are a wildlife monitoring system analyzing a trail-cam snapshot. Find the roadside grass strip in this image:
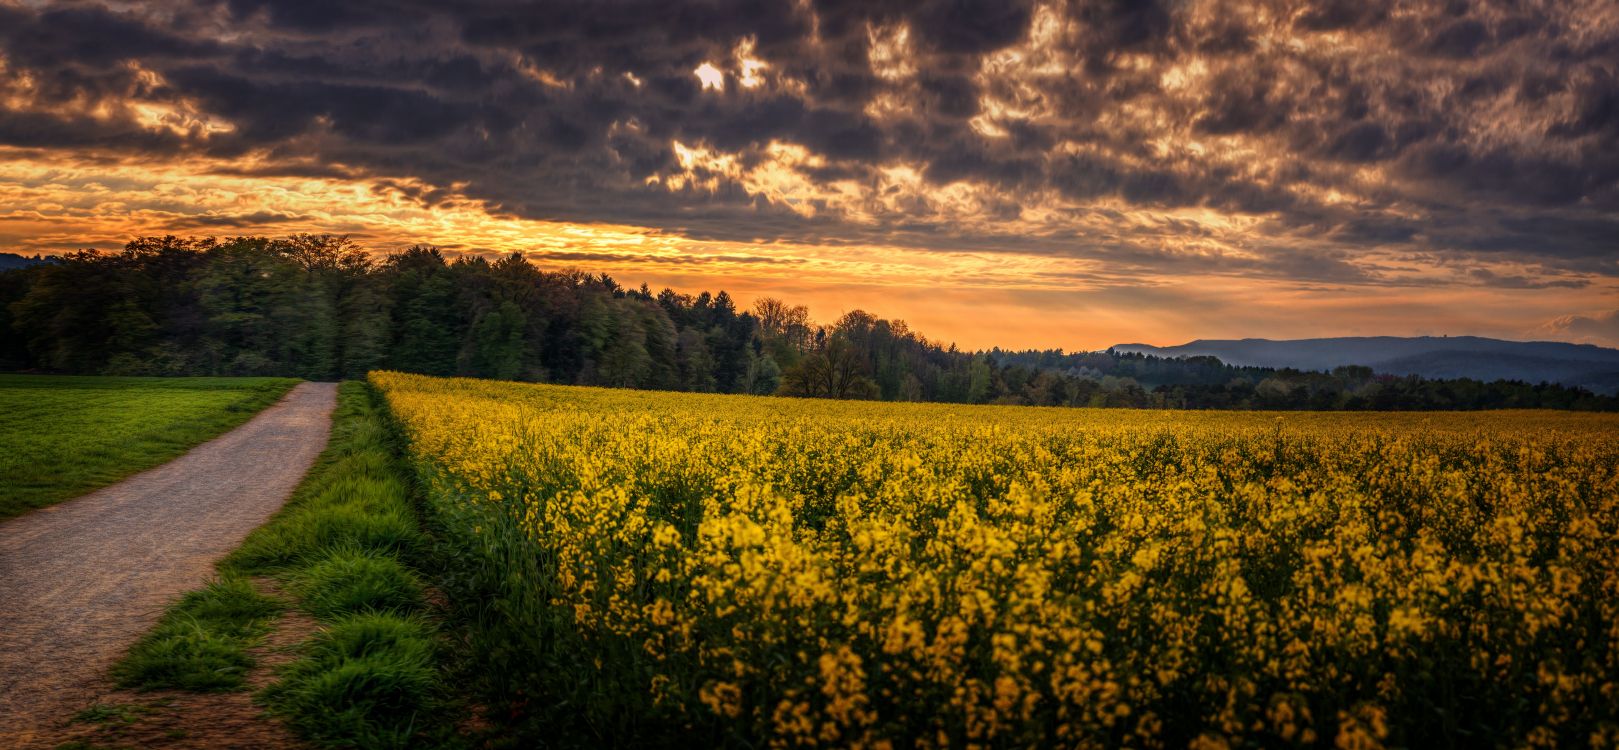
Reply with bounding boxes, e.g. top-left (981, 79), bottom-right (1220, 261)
top-left (104, 381), bottom-right (455, 749)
